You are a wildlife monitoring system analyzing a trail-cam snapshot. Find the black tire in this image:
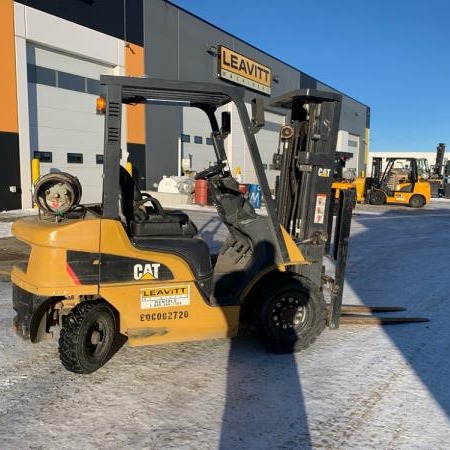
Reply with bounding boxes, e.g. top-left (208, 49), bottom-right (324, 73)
top-left (409, 194), bottom-right (425, 208)
top-left (59, 300), bottom-right (117, 374)
top-left (369, 189), bottom-right (386, 206)
top-left (252, 274), bottom-right (326, 354)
